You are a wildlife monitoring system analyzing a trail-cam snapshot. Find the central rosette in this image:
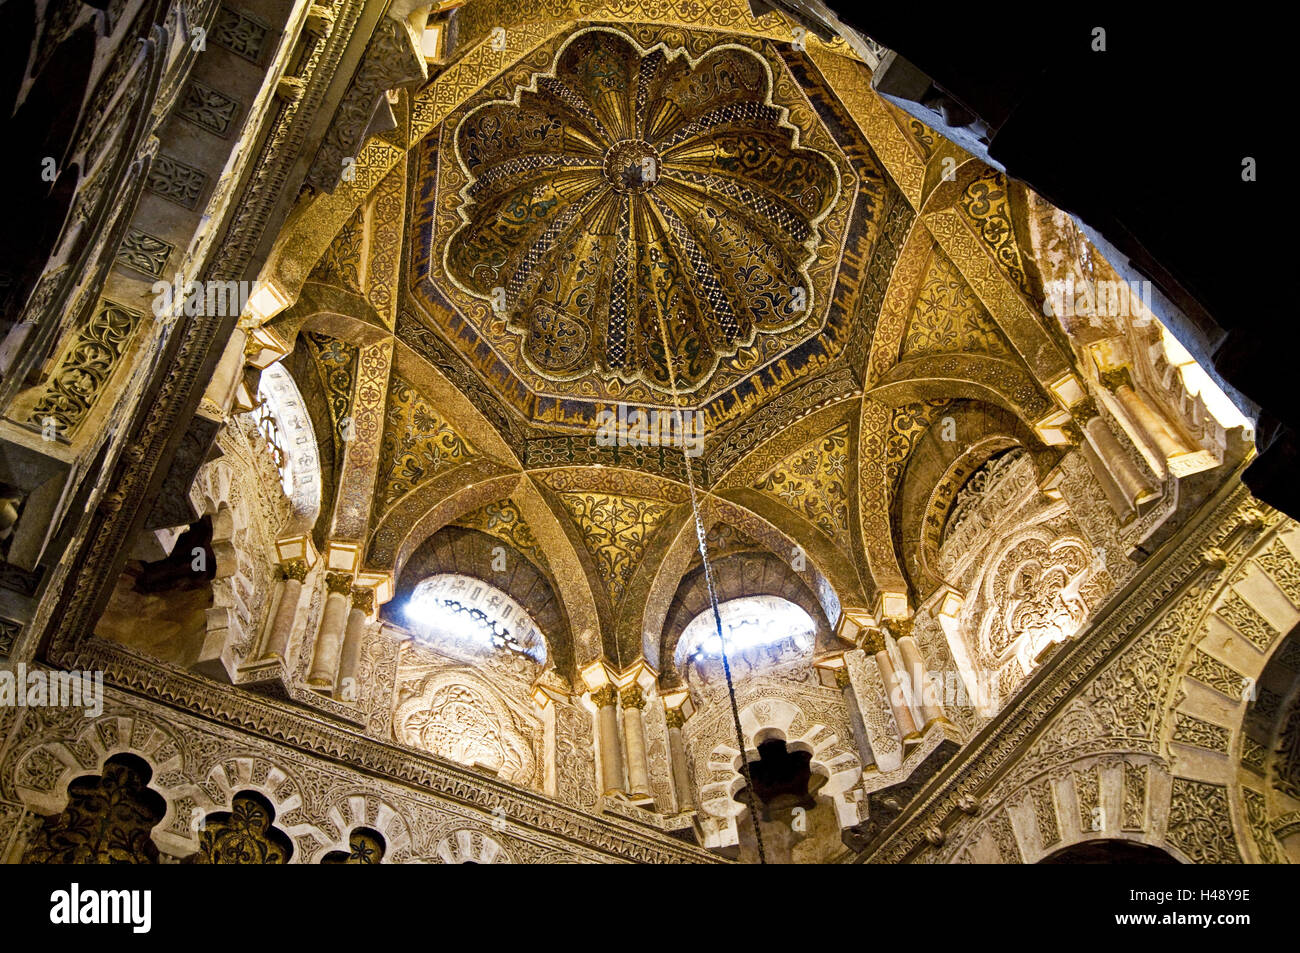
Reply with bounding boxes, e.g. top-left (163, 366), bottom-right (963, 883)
top-left (443, 28), bottom-right (840, 393)
top-left (603, 139), bottom-right (661, 194)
